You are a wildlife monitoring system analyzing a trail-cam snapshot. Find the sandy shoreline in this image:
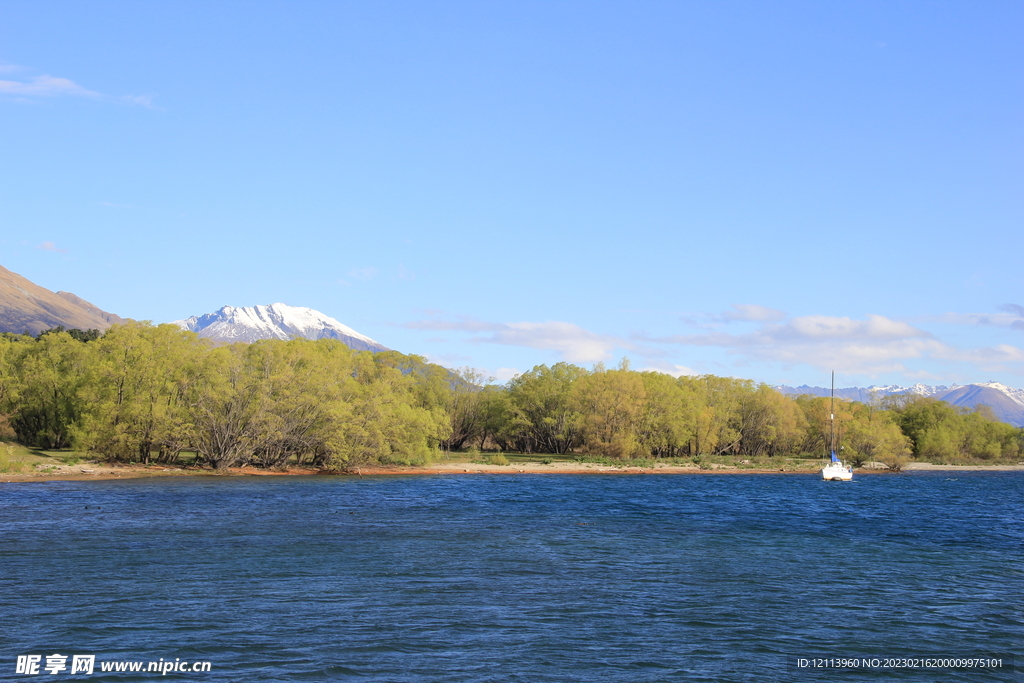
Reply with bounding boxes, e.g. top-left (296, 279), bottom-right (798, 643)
top-left (4, 459), bottom-right (1024, 483)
